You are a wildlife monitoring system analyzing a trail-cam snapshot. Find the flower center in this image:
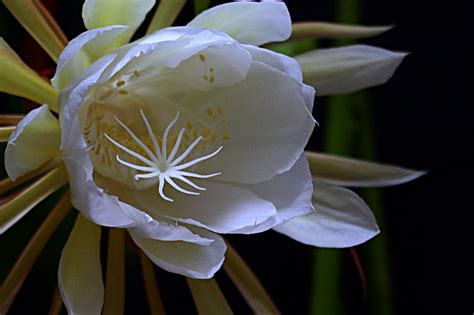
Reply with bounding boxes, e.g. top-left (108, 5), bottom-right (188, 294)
top-left (104, 110), bottom-right (222, 202)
